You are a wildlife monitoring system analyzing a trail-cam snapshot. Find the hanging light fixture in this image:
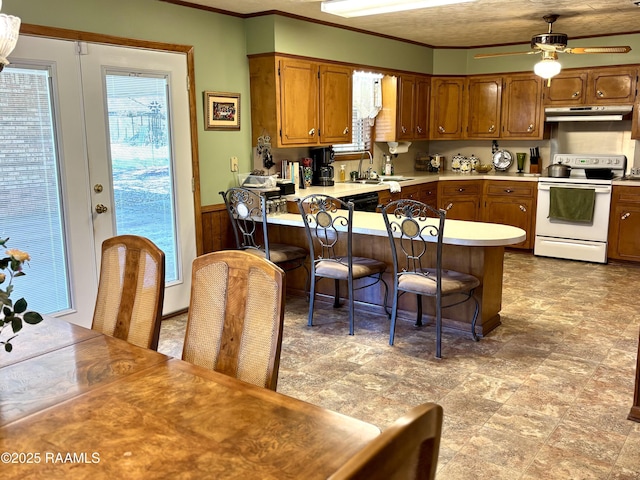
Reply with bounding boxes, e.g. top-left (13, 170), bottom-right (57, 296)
top-left (533, 51), bottom-right (561, 80)
top-left (321, 0), bottom-right (476, 18)
top-left (0, 0), bottom-right (21, 72)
